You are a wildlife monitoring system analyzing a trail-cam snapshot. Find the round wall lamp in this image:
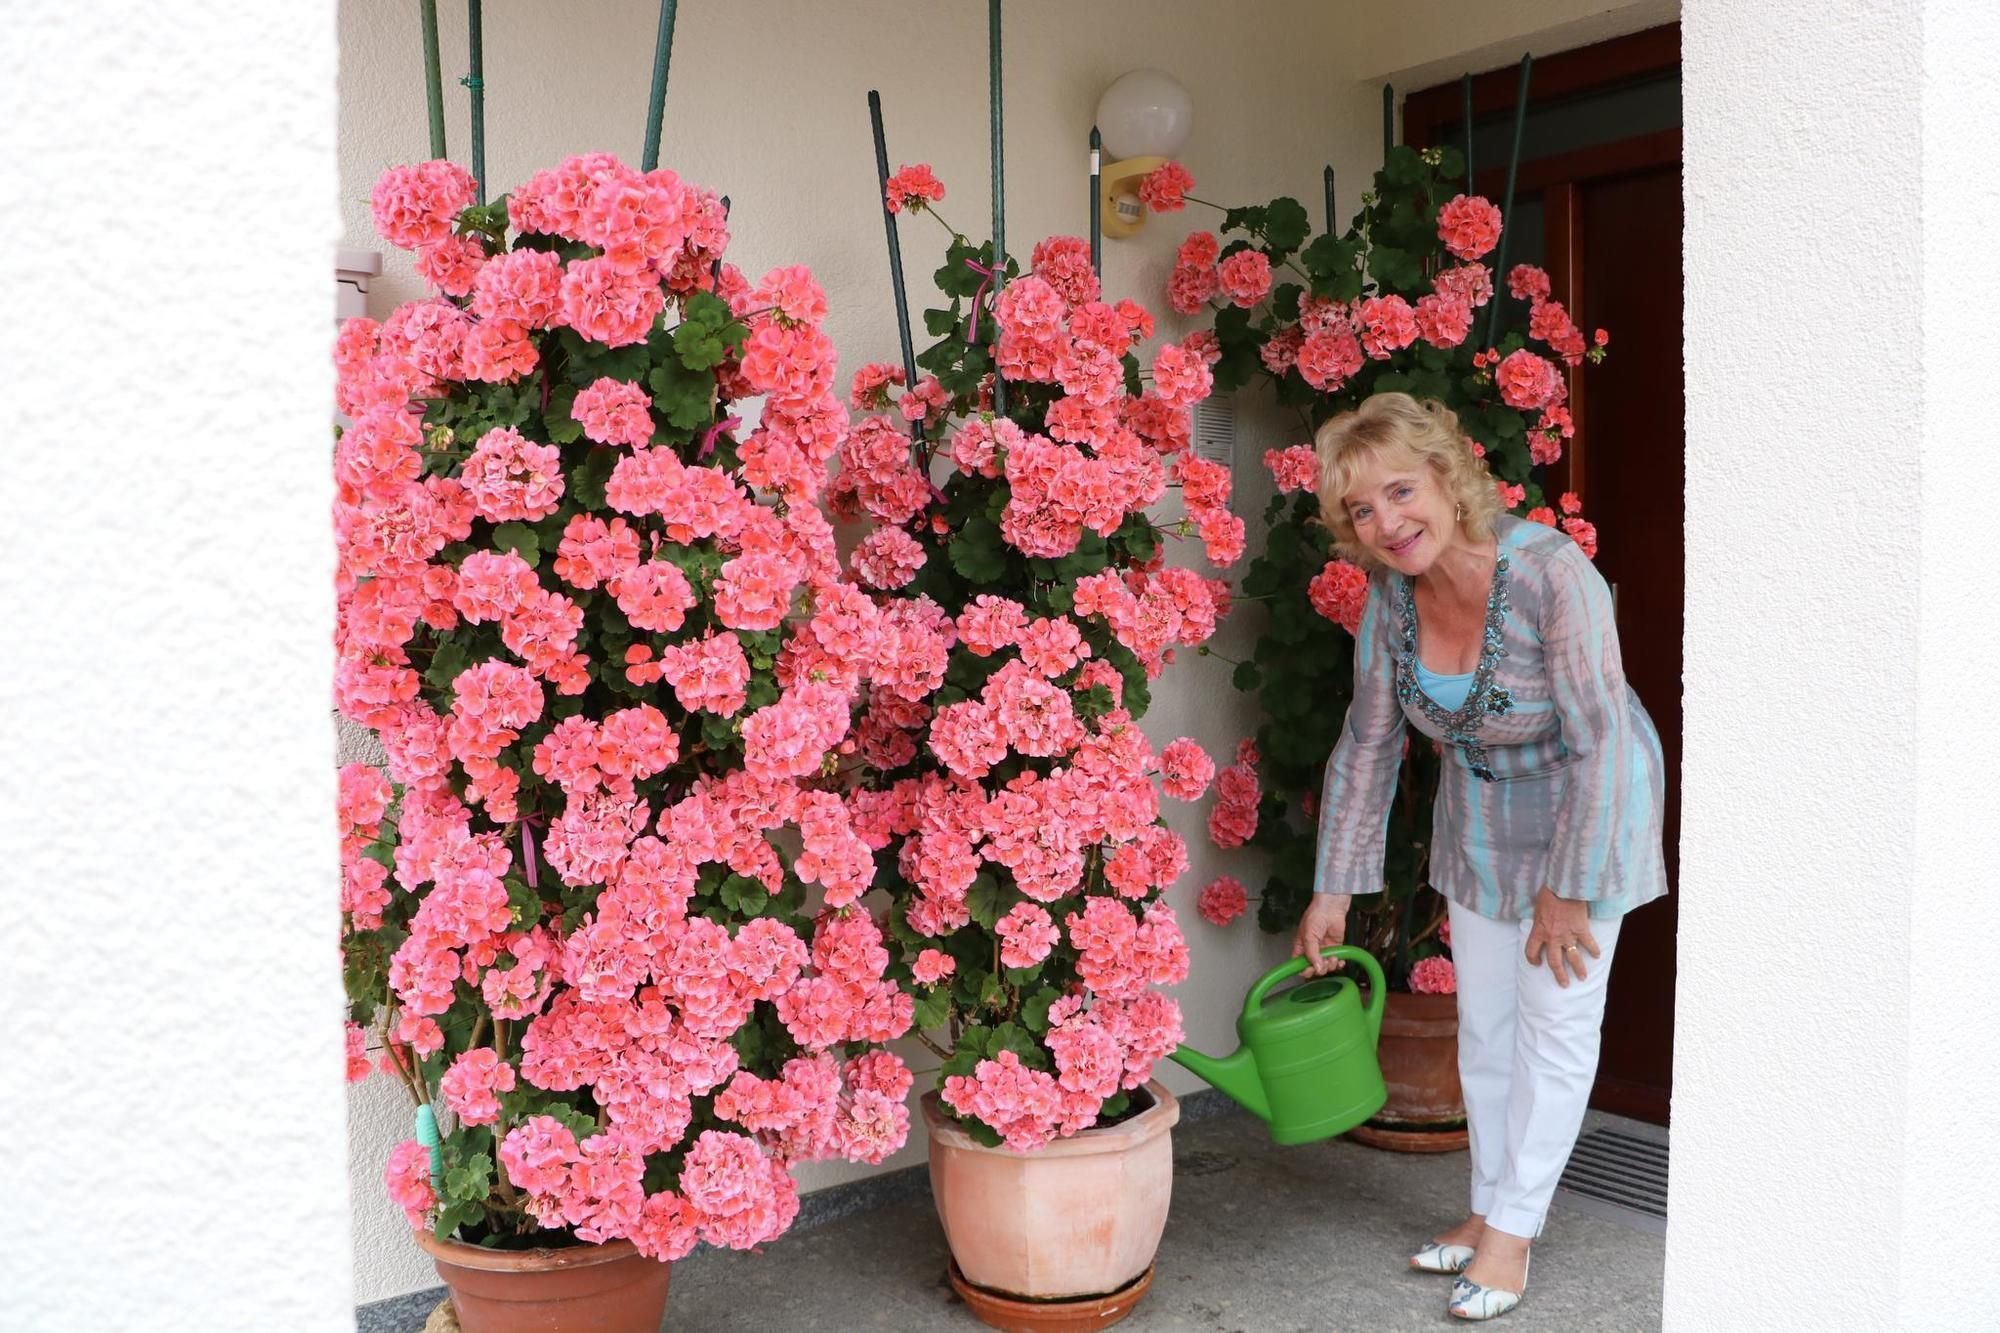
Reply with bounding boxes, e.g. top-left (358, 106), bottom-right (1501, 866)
top-left (1095, 69), bottom-right (1193, 239)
